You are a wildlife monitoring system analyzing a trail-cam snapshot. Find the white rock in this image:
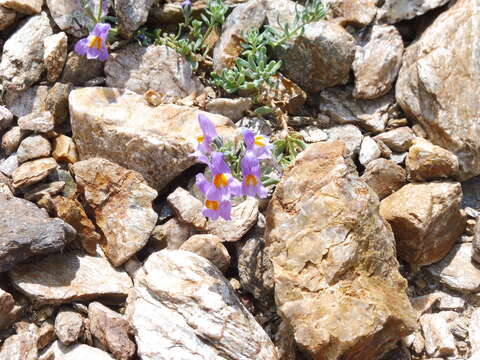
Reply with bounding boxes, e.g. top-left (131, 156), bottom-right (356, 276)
top-left (437, 292), bottom-right (465, 311)
top-left (0, 105), bottom-right (13, 131)
top-left (298, 126), bottom-right (328, 143)
top-left (420, 313), bottom-right (456, 357)
top-left (55, 309), bottom-right (84, 345)
top-left (470, 309), bottom-right (480, 353)
top-left (115, 0), bottom-right (154, 38)
top-left (325, 124), bottom-right (363, 156)
top-left (17, 135), bottom-right (52, 164)
top-left (46, 0), bottom-right (98, 37)
top-left (378, 0), bottom-right (449, 24)
top-left (43, 341), bottom-right (114, 360)
top-left (359, 136), bottom-right (381, 165)
top-left (0, 153), bottom-right (18, 176)
top-left (3, 85), bottom-right (49, 118)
